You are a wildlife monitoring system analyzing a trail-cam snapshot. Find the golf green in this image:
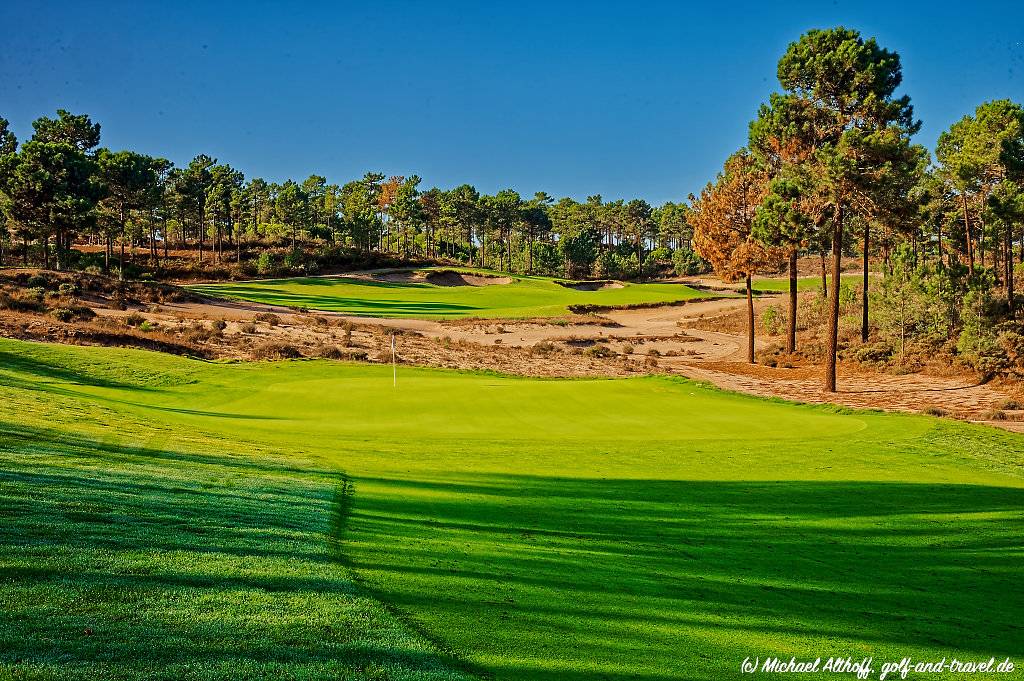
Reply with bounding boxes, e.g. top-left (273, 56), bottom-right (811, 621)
top-left (188, 270), bottom-right (710, 318)
top-left (1, 338), bottom-right (1021, 680)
